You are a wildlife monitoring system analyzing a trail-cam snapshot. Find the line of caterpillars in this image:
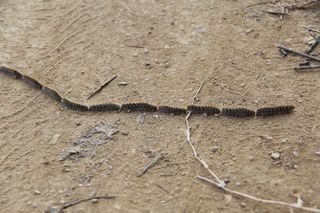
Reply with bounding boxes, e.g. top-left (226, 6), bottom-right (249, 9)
top-left (0, 66), bottom-right (295, 117)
